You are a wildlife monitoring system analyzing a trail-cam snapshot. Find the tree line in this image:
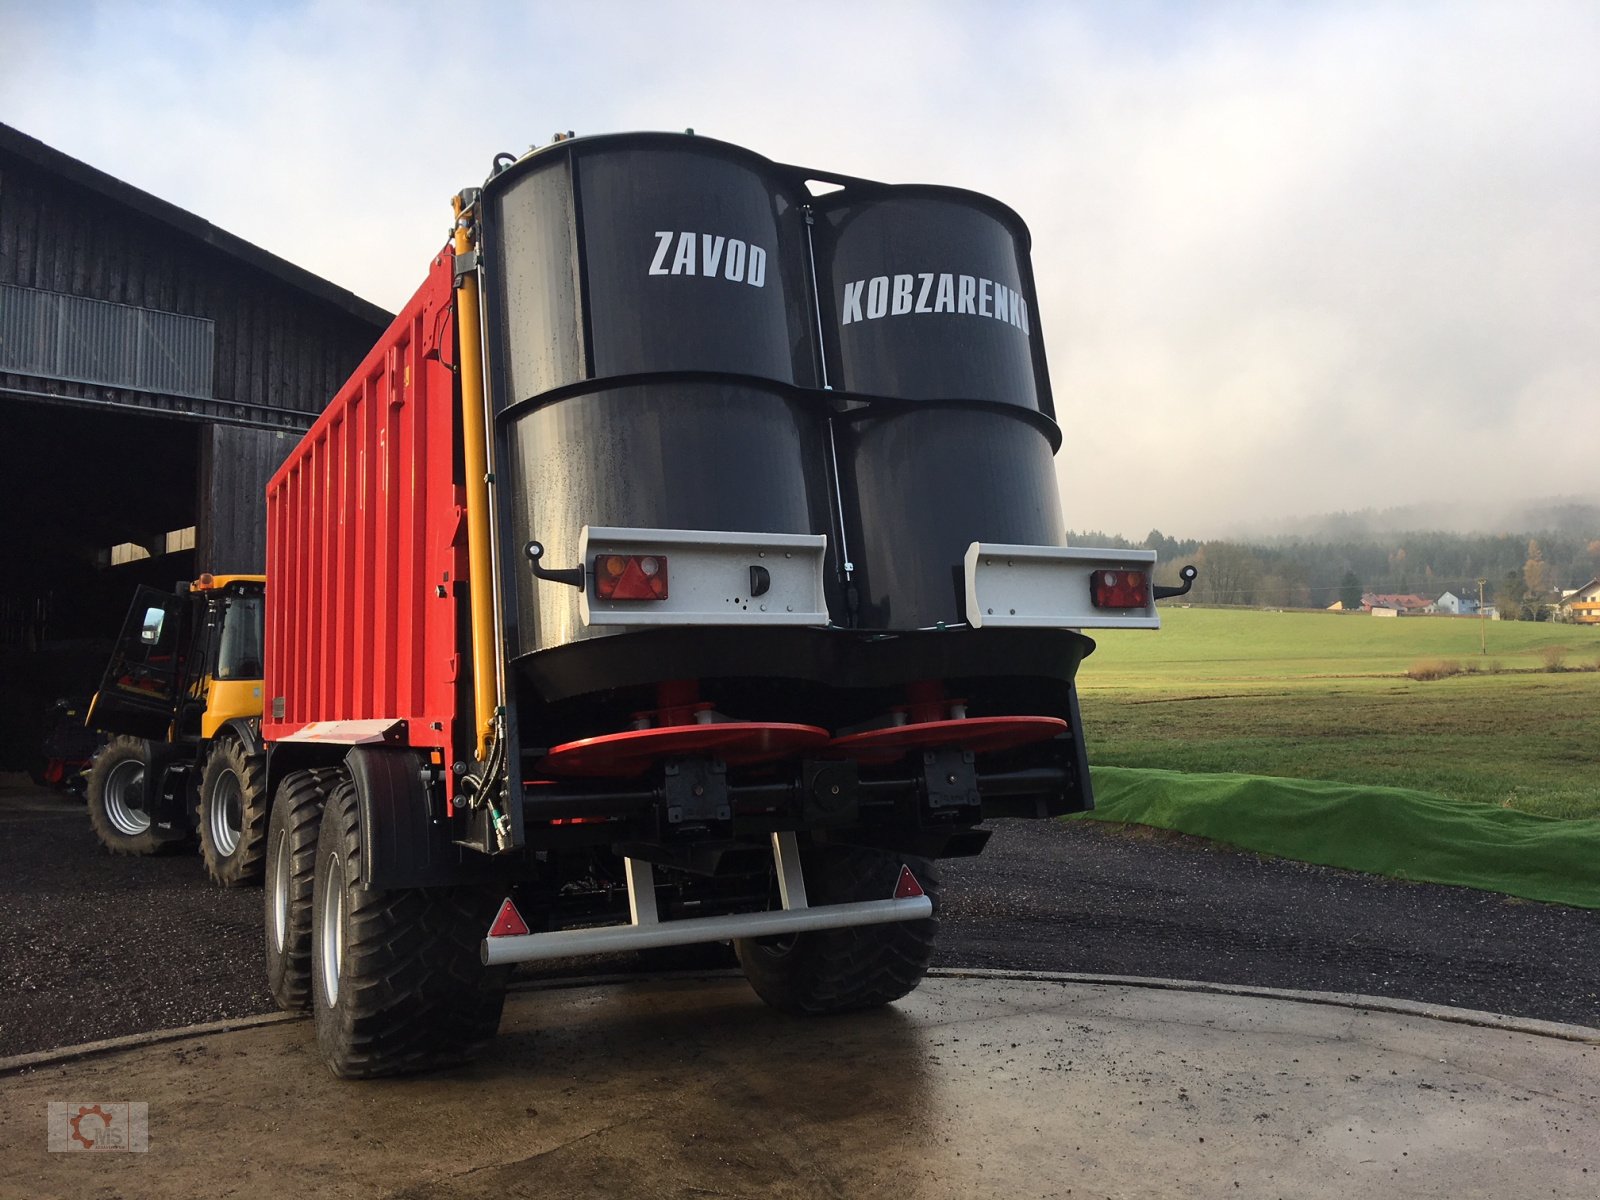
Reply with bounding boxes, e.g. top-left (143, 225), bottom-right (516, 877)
top-left (1066, 526), bottom-right (1600, 614)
